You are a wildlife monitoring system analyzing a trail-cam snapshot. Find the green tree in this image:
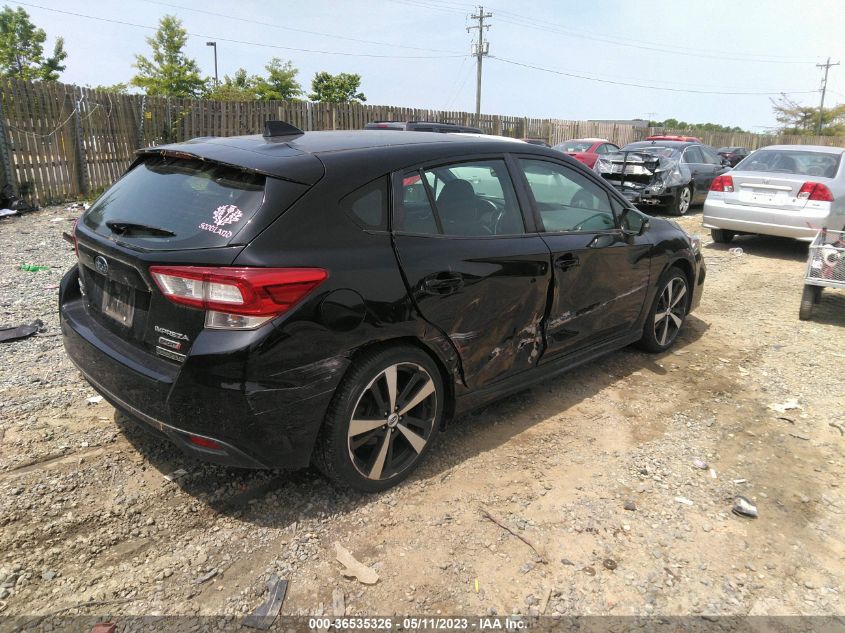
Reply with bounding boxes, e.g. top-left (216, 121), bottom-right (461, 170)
top-left (308, 71), bottom-right (366, 103)
top-left (255, 58), bottom-right (302, 100)
top-left (91, 82), bottom-right (129, 94)
top-left (131, 15), bottom-right (203, 97)
top-left (0, 5), bottom-right (67, 81)
top-left (771, 94), bottom-right (845, 136)
top-left (205, 68), bottom-right (261, 101)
